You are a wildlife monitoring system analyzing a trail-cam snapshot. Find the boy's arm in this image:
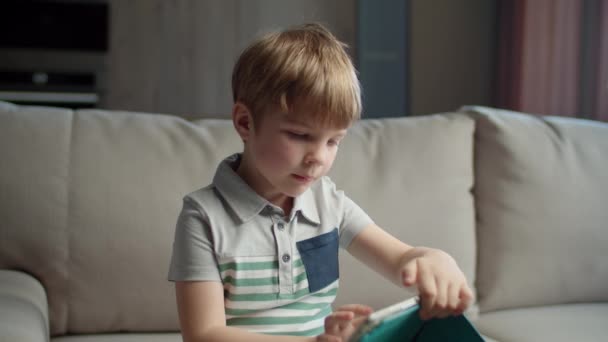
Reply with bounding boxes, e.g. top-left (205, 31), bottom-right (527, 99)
top-left (176, 281), bottom-right (371, 342)
top-left (175, 281), bottom-right (318, 342)
top-left (346, 224), bottom-right (473, 320)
